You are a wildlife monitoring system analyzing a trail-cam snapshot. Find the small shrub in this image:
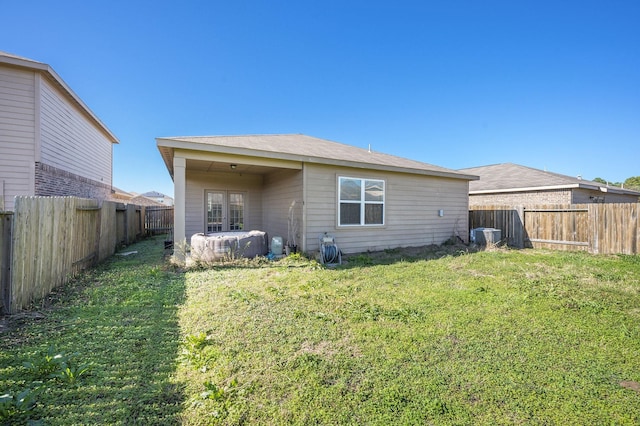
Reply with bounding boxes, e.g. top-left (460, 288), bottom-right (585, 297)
top-left (0, 388), bottom-right (39, 424)
top-left (180, 333), bottom-right (219, 370)
top-left (51, 361), bottom-right (93, 384)
top-left (22, 346), bottom-right (67, 380)
top-left (23, 346), bottom-right (92, 383)
top-left (199, 378), bottom-right (242, 421)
